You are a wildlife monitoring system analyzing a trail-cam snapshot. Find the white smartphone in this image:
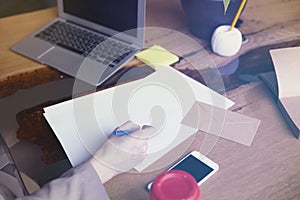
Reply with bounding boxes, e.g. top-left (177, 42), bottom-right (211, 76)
top-left (147, 151), bottom-right (219, 190)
